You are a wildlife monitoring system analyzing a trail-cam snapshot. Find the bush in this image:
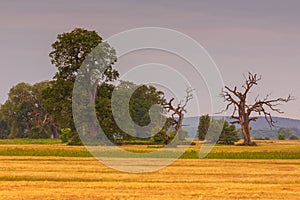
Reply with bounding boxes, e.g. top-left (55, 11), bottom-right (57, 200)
top-left (152, 132), bottom-right (166, 144)
top-left (60, 128), bottom-right (71, 143)
top-left (278, 133), bottom-right (286, 140)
